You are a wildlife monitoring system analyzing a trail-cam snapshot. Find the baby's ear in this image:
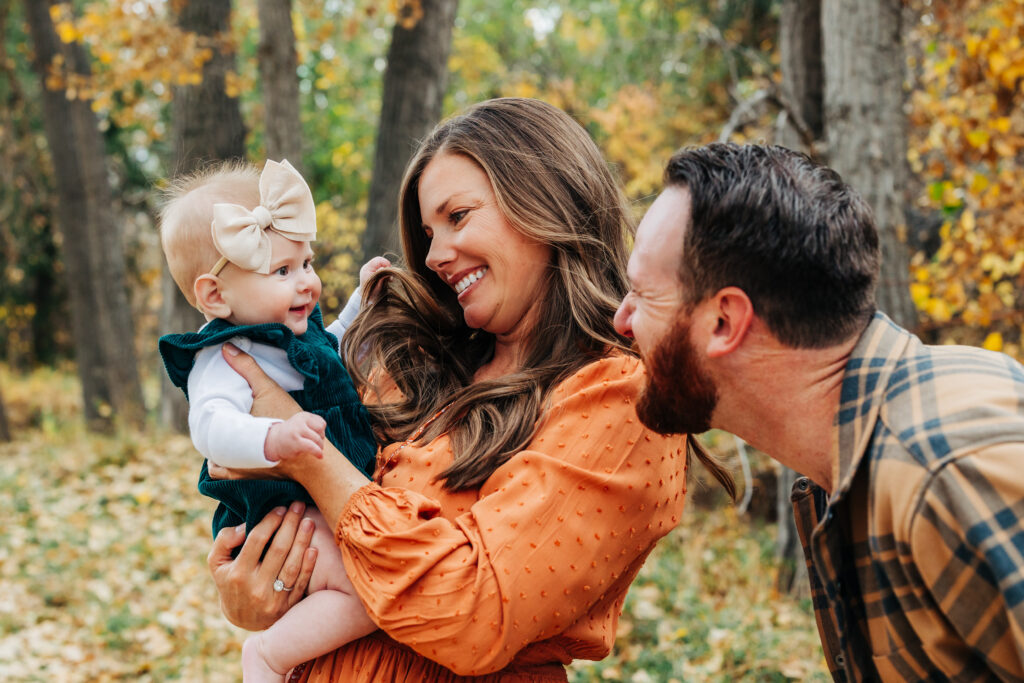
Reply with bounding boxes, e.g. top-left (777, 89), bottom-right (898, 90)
top-left (194, 274), bottom-right (231, 319)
